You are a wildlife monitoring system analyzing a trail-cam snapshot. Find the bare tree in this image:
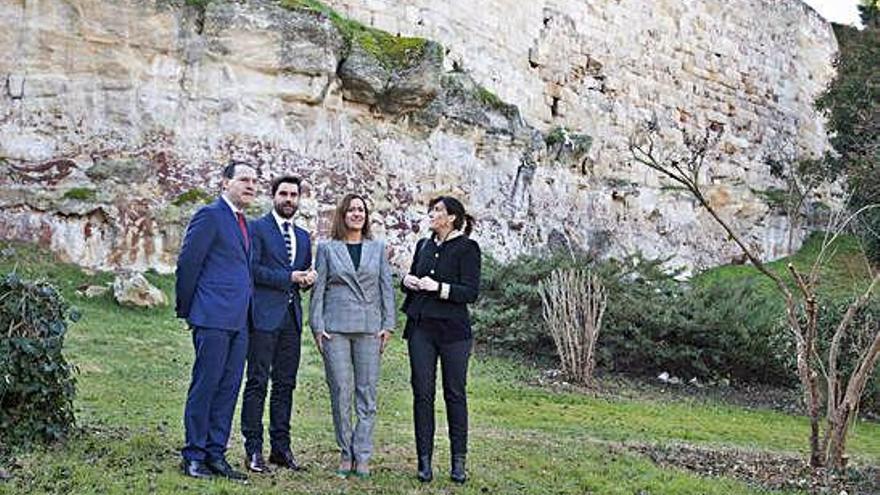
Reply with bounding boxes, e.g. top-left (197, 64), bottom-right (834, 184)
top-left (538, 268), bottom-right (607, 386)
top-left (629, 120), bottom-right (880, 469)
top-left (763, 143), bottom-right (829, 253)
